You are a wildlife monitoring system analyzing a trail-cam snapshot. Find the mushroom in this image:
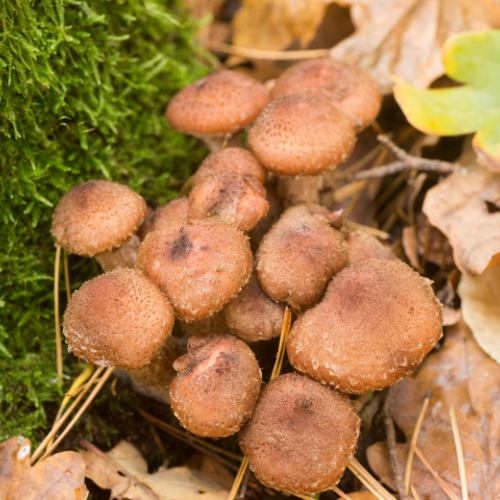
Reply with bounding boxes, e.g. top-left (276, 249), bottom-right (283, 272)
top-left (188, 172), bottom-right (270, 232)
top-left (137, 197), bottom-right (189, 241)
top-left (51, 180), bottom-right (147, 271)
top-left (287, 259), bottom-right (443, 394)
top-left (255, 204), bottom-right (349, 310)
top-left (63, 268), bottom-right (174, 370)
top-left (136, 219), bottom-right (253, 321)
top-left (247, 94), bottom-right (356, 176)
top-left (166, 71), bottom-right (270, 152)
top-left (224, 272), bottom-right (286, 343)
top-left (346, 230), bottom-right (396, 265)
top-left (169, 333), bottom-right (262, 438)
top-left (192, 147), bottom-right (267, 187)
top-left (180, 310), bottom-right (228, 338)
top-left (270, 58), bottom-right (382, 132)
top-left (239, 373), bottom-right (360, 495)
